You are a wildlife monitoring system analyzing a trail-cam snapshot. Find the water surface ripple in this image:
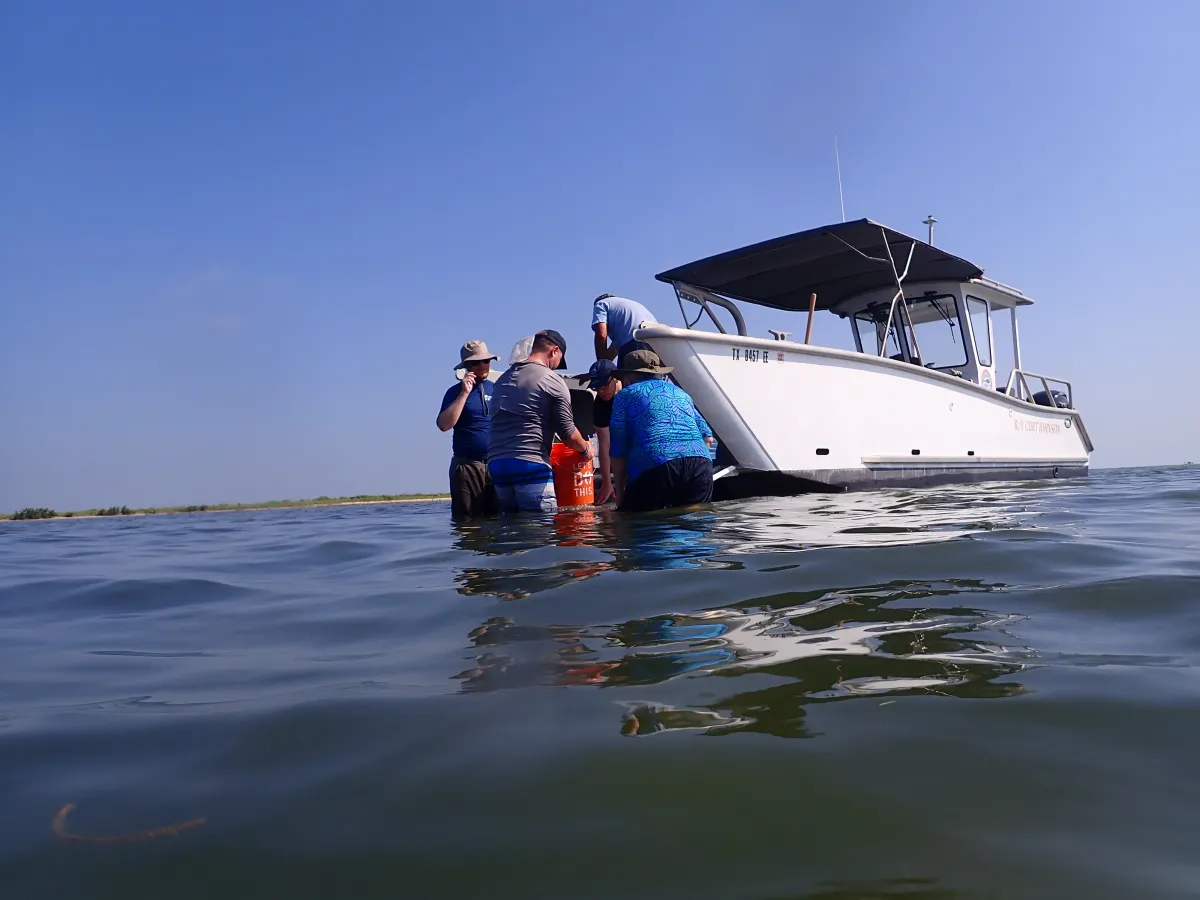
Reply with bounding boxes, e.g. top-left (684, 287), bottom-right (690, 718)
top-left (2, 467), bottom-right (1200, 899)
